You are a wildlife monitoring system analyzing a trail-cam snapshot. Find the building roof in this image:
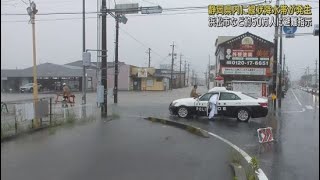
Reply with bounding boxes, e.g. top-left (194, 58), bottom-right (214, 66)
top-left (1, 63), bottom-right (95, 78)
top-left (65, 60), bottom-right (98, 69)
top-left (215, 36), bottom-right (235, 47)
top-left (65, 60), bottom-right (127, 69)
top-left (215, 32), bottom-right (274, 55)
